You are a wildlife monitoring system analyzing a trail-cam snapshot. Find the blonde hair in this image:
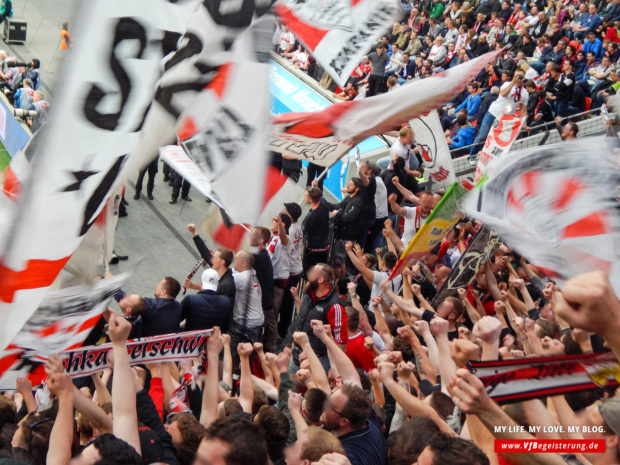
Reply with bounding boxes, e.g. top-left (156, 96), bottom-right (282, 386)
top-left (301, 427), bottom-right (346, 461)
